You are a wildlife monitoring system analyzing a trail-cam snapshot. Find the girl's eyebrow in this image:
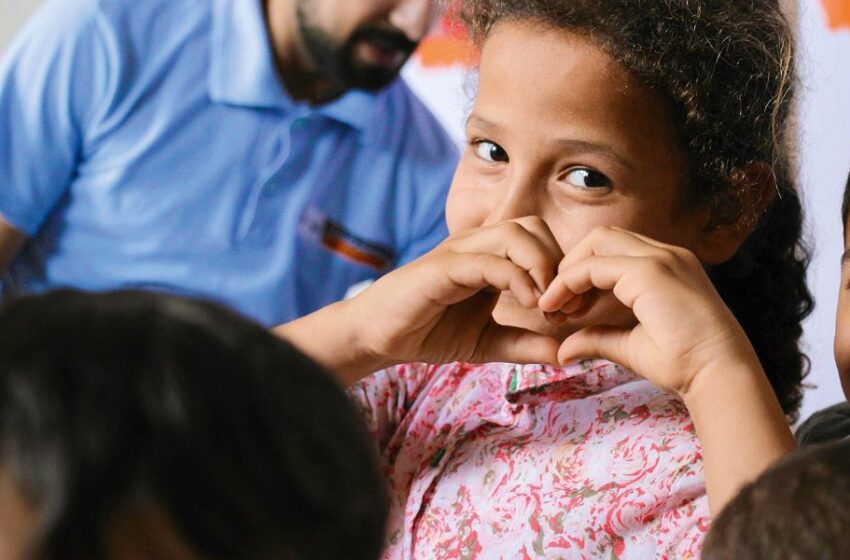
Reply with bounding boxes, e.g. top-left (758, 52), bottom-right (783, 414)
top-left (465, 115), bottom-right (500, 133)
top-left (550, 138), bottom-right (636, 173)
top-left (465, 115), bottom-right (635, 173)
